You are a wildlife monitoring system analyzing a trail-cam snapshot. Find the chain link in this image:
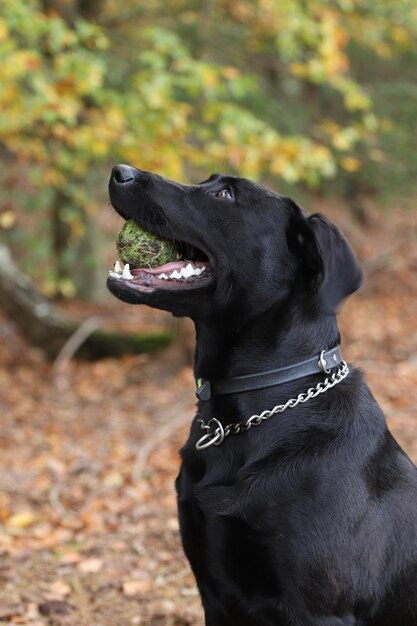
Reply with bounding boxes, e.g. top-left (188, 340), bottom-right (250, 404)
top-left (195, 362), bottom-right (349, 450)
